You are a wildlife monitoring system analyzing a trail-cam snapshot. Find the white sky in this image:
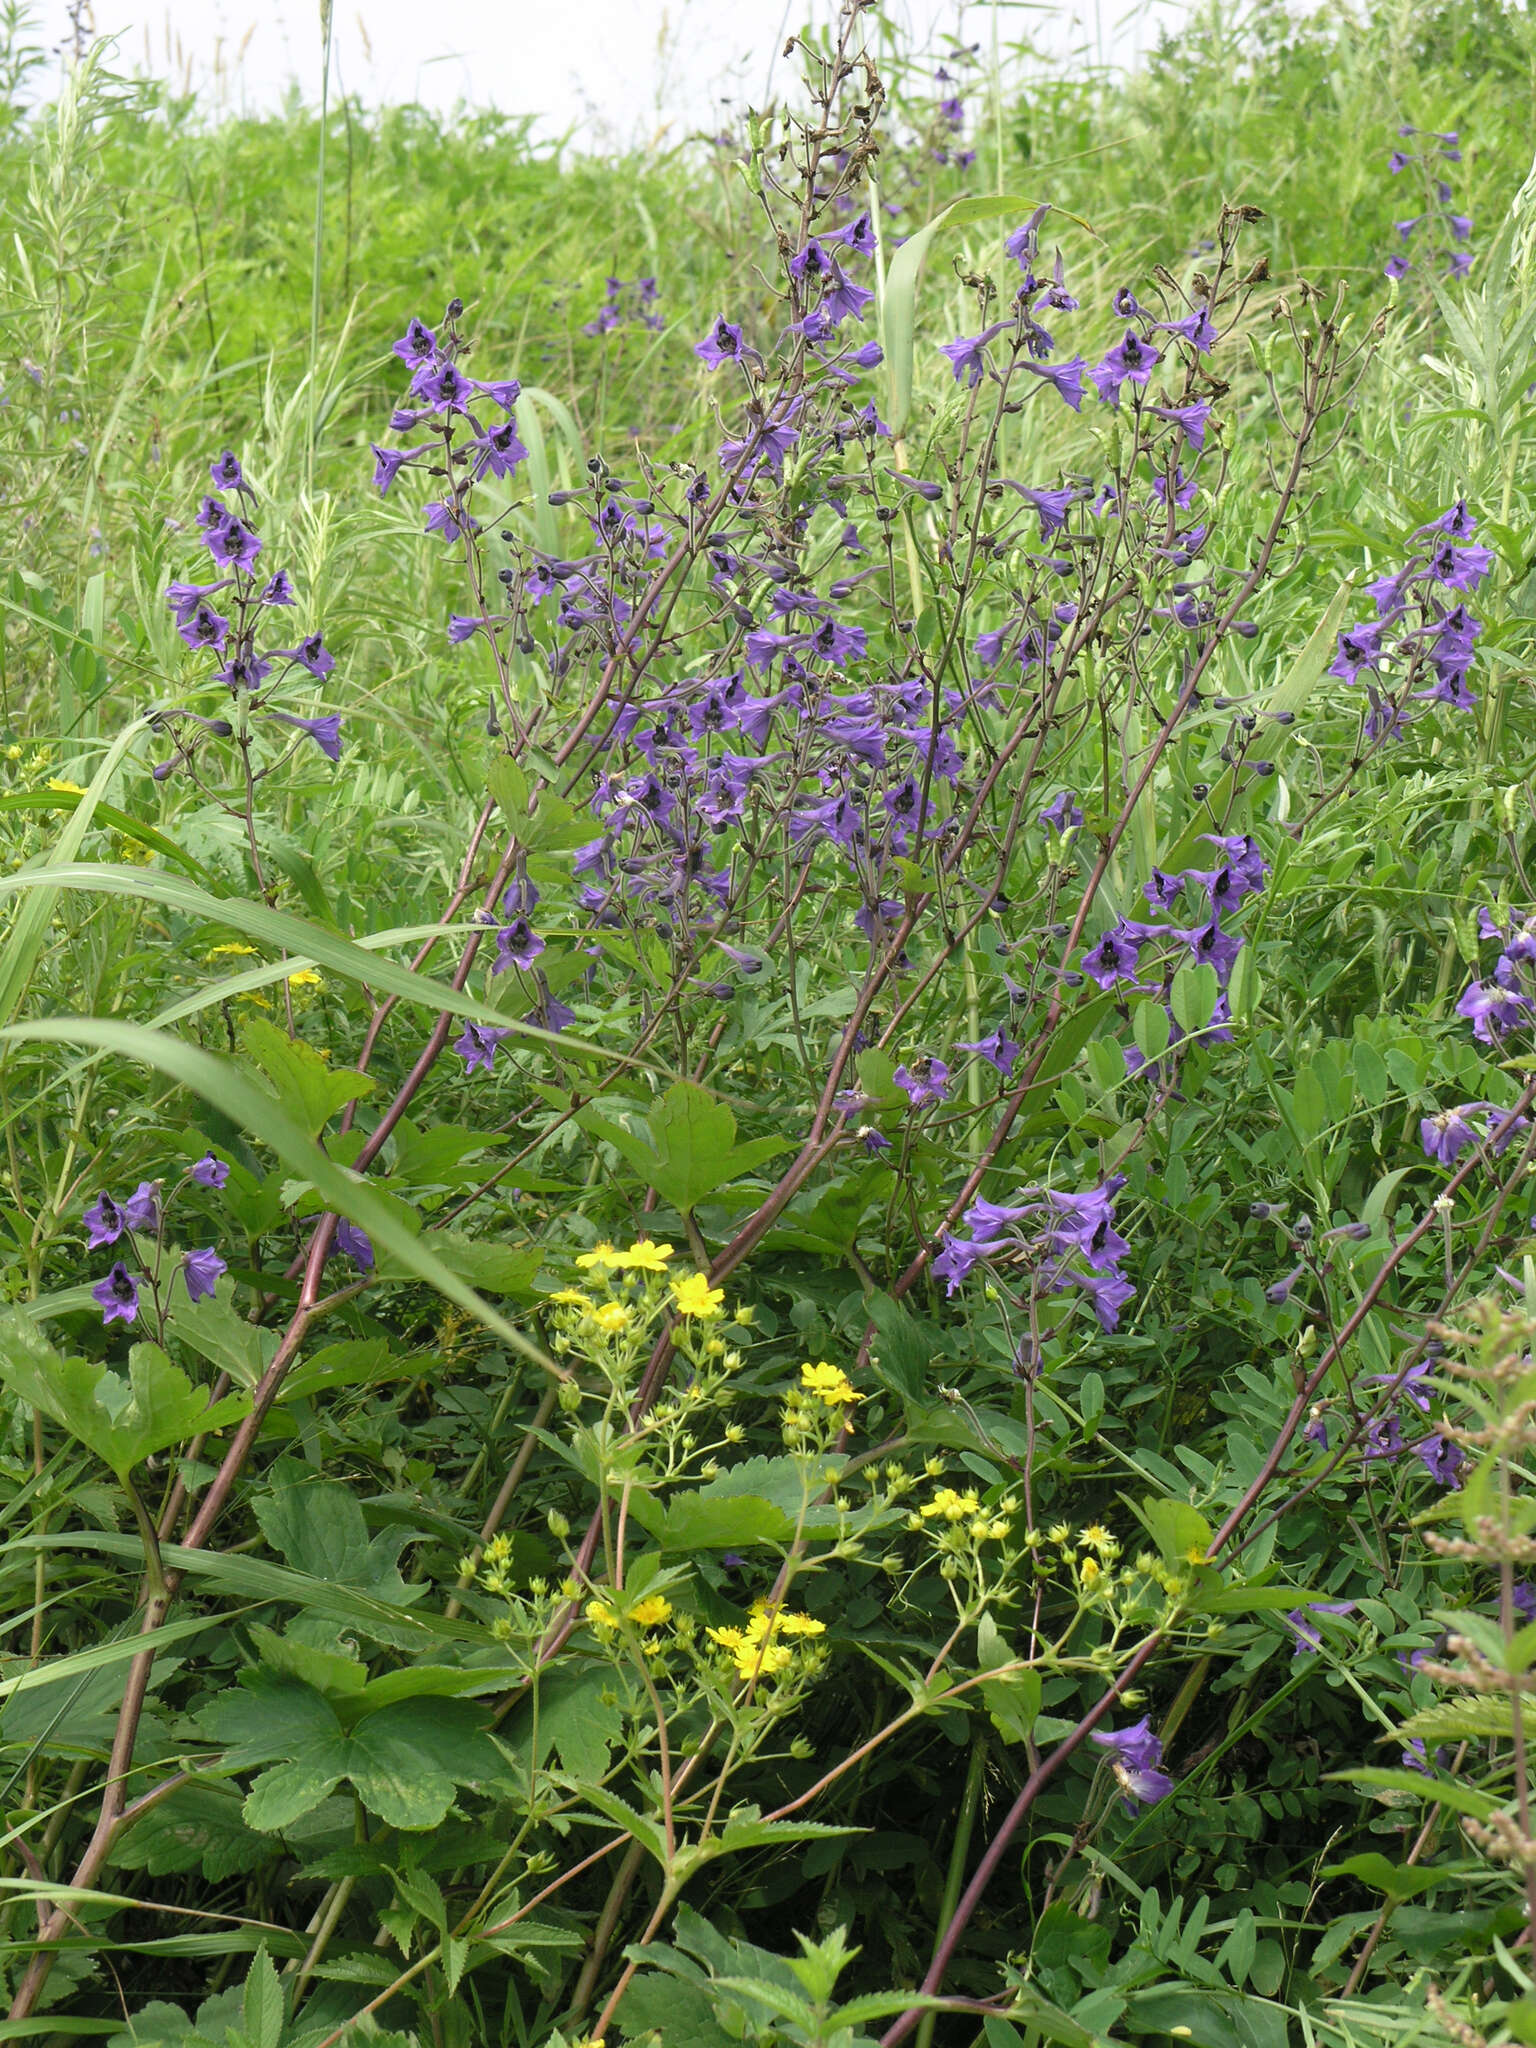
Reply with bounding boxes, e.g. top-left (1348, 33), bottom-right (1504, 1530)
top-left (42, 0), bottom-right (1188, 146)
